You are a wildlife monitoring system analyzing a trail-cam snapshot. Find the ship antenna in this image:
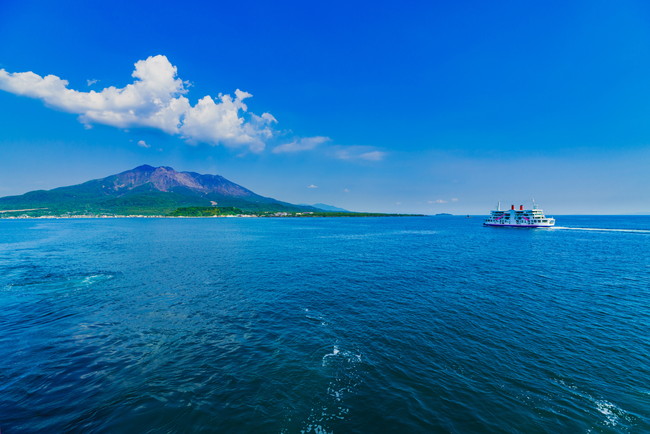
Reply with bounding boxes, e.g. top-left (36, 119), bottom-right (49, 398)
top-left (497, 201), bottom-right (501, 211)
top-left (532, 197), bottom-right (537, 209)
